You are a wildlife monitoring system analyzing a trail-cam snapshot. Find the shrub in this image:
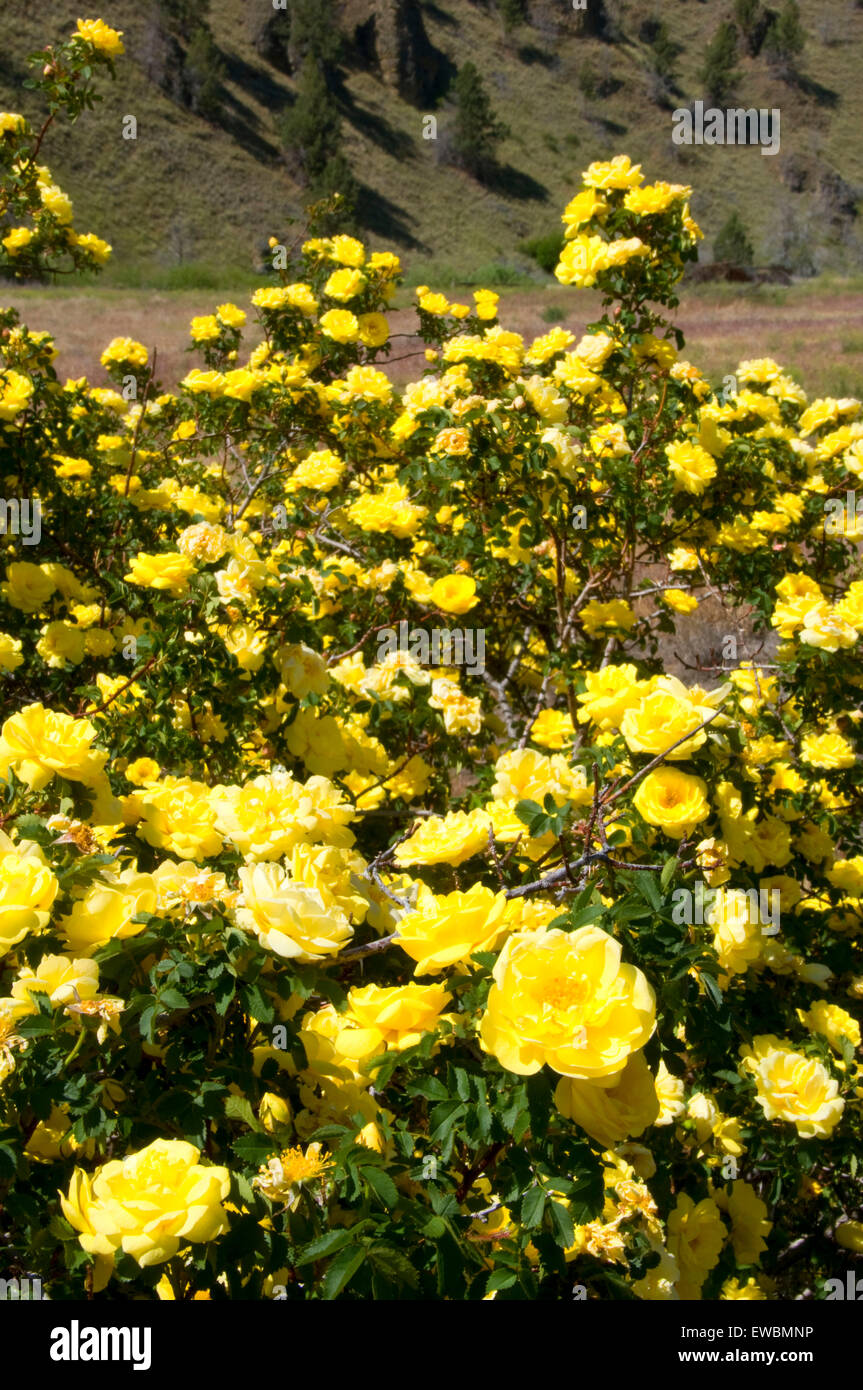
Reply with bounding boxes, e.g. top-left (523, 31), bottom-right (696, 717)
top-left (0, 32), bottom-right (861, 1306)
top-left (450, 61), bottom-right (510, 181)
top-left (698, 21), bottom-right (741, 104)
top-left (714, 211), bottom-right (755, 268)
